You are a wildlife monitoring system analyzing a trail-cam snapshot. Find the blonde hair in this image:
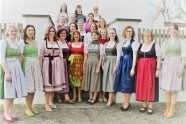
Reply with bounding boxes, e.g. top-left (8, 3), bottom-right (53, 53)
top-left (5, 25), bottom-right (17, 38)
top-left (122, 26), bottom-right (135, 39)
top-left (142, 30), bottom-right (153, 41)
